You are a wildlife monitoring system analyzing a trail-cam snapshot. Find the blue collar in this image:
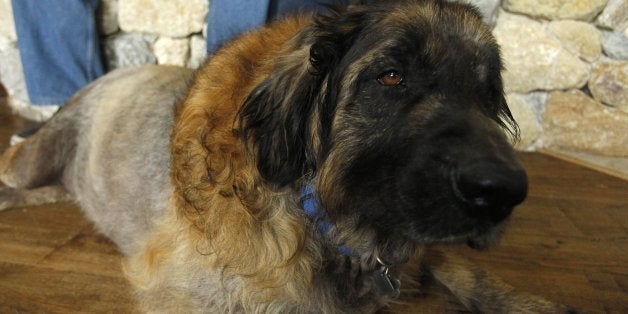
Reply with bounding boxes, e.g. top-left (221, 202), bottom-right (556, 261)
top-left (300, 184), bottom-right (403, 297)
top-left (300, 184), bottom-right (356, 257)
